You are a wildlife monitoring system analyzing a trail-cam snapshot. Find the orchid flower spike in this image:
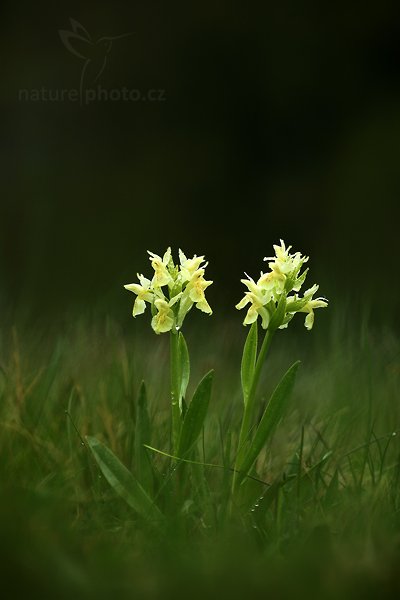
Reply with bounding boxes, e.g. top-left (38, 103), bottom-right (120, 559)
top-left (236, 240), bottom-right (328, 331)
top-left (124, 248), bottom-right (213, 334)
